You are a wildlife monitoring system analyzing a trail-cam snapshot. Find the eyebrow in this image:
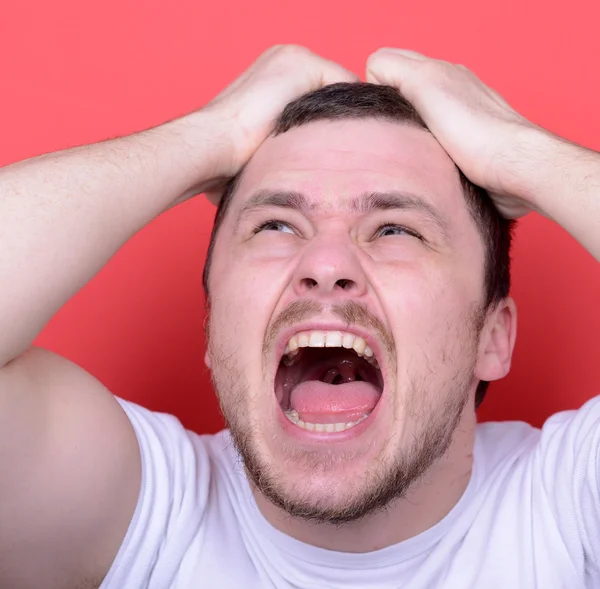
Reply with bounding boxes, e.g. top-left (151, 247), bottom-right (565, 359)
top-left (235, 188), bottom-right (450, 239)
